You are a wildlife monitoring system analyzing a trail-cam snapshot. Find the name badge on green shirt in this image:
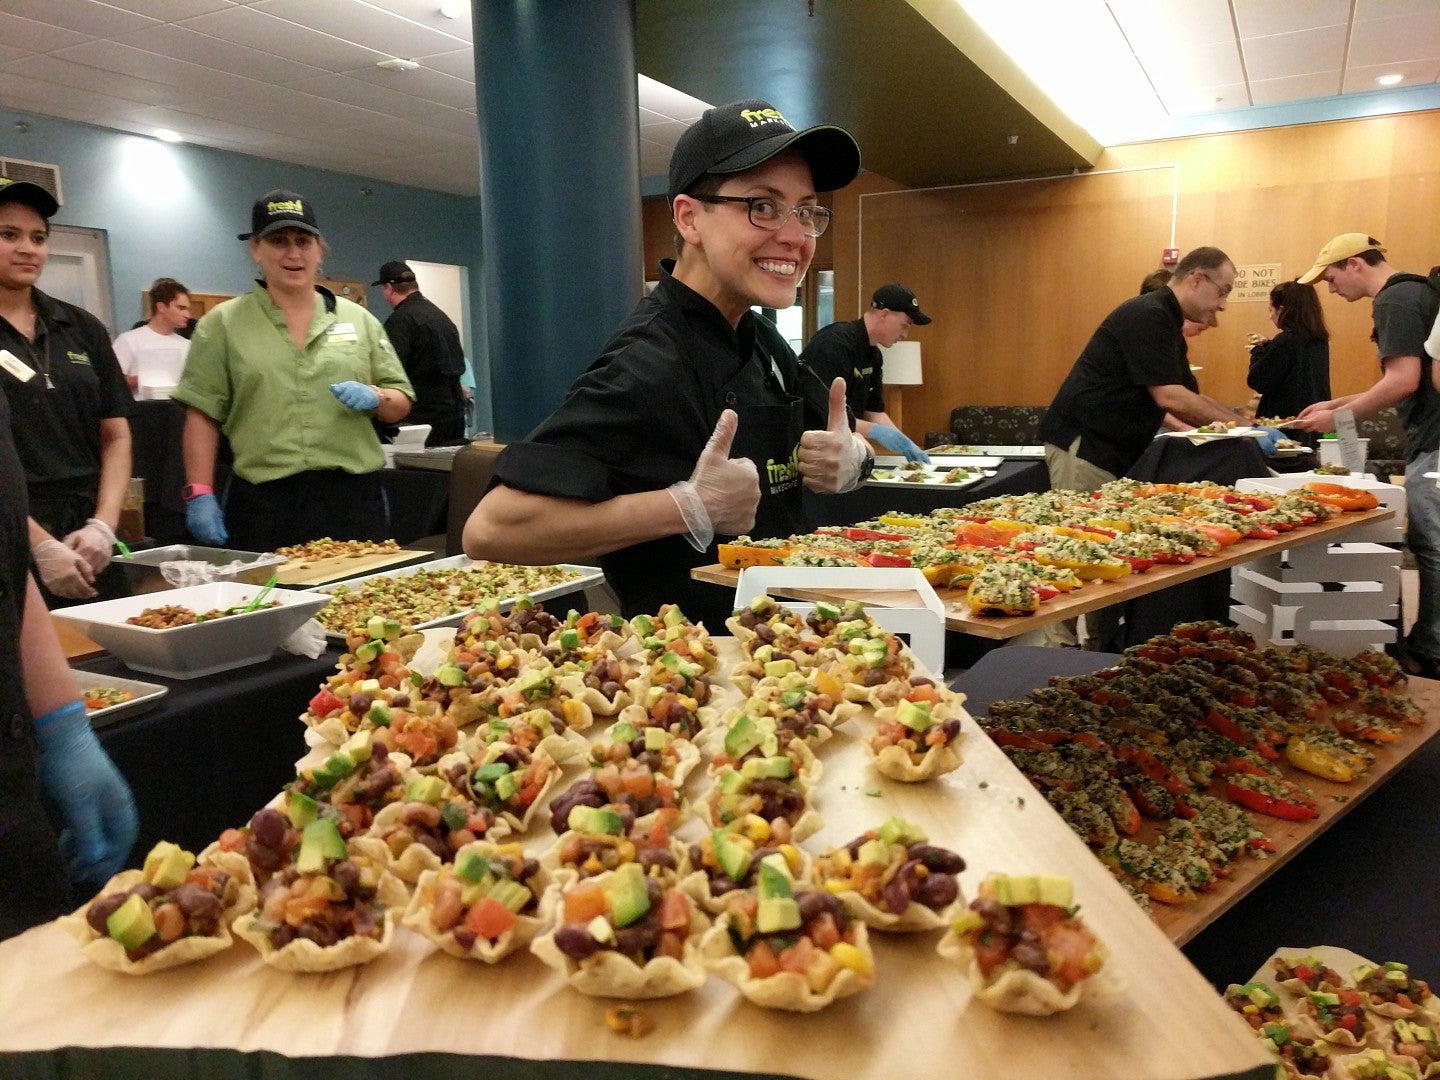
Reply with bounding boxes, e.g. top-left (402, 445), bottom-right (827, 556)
top-left (327, 322), bottom-right (358, 342)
